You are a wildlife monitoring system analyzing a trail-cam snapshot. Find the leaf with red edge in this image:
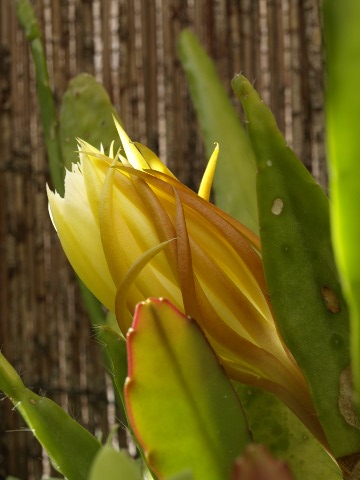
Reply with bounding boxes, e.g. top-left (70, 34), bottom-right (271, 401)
top-left (125, 298), bottom-right (250, 480)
